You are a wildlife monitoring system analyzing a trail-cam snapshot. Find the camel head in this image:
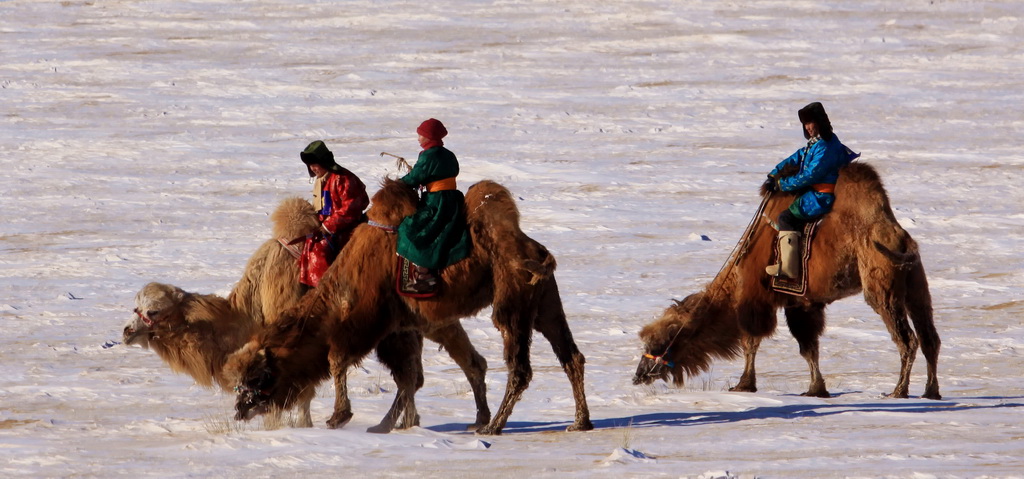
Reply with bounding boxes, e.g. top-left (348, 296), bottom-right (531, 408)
top-left (227, 341), bottom-right (279, 421)
top-left (123, 282), bottom-right (188, 348)
top-left (633, 293), bottom-right (716, 387)
top-left (366, 178), bottom-right (418, 227)
top-left (226, 305), bottom-right (333, 423)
